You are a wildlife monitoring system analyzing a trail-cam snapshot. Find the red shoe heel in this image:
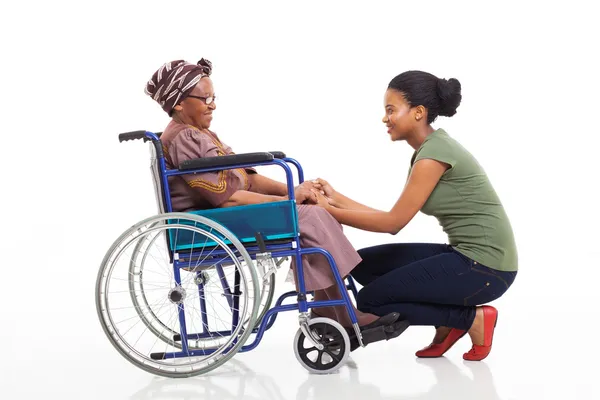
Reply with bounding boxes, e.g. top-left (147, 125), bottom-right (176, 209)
top-left (416, 328), bottom-right (467, 358)
top-left (463, 306), bottom-right (498, 361)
